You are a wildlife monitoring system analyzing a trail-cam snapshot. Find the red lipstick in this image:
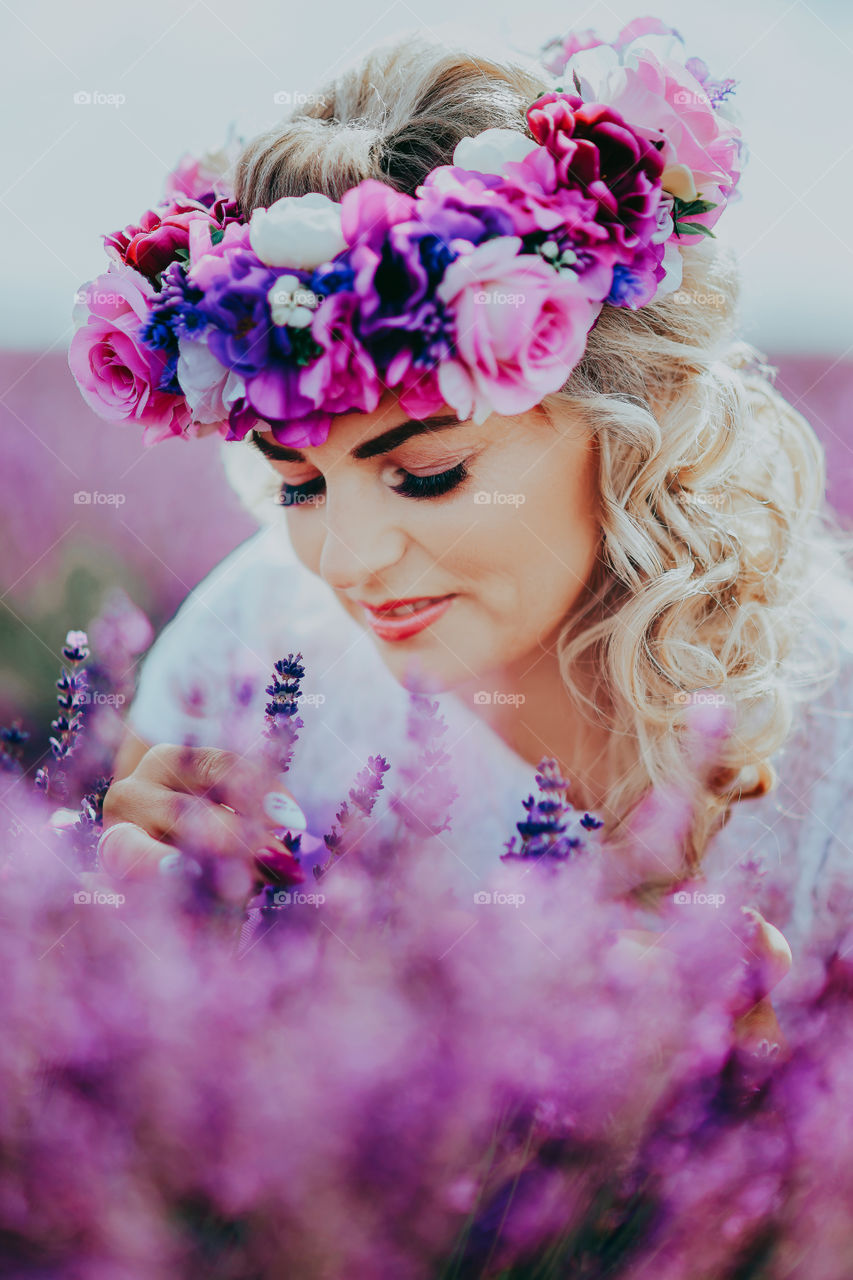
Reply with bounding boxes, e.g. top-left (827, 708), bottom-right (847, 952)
top-left (359, 594), bottom-right (456, 641)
